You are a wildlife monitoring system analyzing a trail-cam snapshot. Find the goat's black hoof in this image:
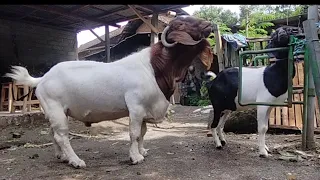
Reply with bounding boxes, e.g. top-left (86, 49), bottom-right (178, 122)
top-left (259, 154), bottom-right (268, 158)
top-left (221, 141), bottom-right (226, 146)
top-left (216, 146), bottom-right (223, 150)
